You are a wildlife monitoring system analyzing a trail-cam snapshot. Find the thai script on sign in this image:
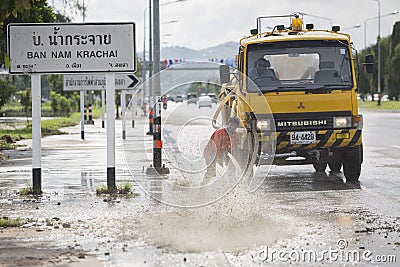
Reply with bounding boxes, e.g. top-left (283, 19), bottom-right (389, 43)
top-left (65, 77), bottom-right (106, 87)
top-left (32, 27), bottom-right (112, 47)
